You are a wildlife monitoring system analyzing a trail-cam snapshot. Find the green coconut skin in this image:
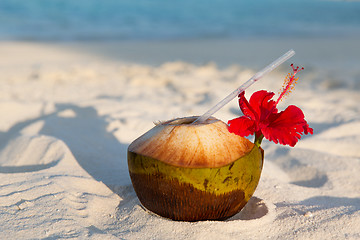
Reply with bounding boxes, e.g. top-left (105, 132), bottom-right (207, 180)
top-left (128, 145), bottom-right (263, 221)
